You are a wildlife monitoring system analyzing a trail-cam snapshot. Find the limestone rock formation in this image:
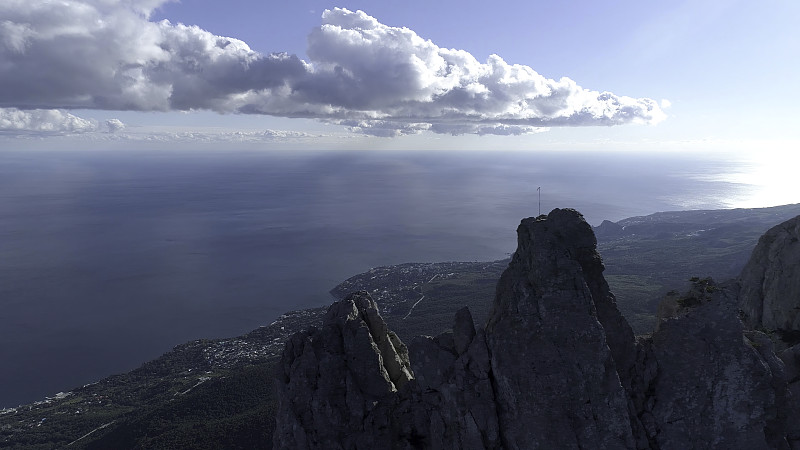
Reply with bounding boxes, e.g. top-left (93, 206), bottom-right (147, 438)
top-left (646, 278), bottom-right (788, 449)
top-left (485, 209), bottom-right (637, 449)
top-left (739, 215), bottom-right (800, 340)
top-left (273, 291), bottom-right (412, 449)
top-left (274, 209), bottom-right (800, 449)
top-left (405, 307), bottom-right (500, 449)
